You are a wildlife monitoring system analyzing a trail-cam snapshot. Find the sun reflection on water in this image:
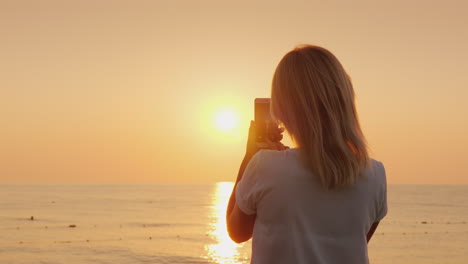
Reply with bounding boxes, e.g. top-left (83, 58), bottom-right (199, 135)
top-left (205, 182), bottom-right (247, 264)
